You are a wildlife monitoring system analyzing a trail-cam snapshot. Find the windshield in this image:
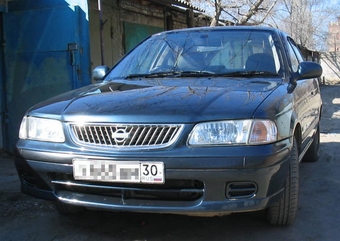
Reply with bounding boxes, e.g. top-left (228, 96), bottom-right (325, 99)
top-left (106, 29), bottom-right (283, 79)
